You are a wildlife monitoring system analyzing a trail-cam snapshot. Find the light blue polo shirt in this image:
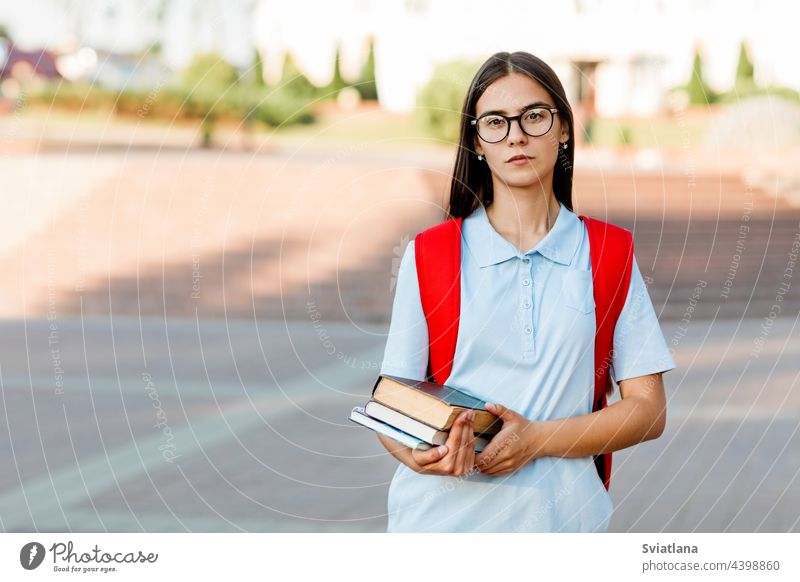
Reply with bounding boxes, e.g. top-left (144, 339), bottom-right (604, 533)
top-left (379, 201), bottom-right (676, 532)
